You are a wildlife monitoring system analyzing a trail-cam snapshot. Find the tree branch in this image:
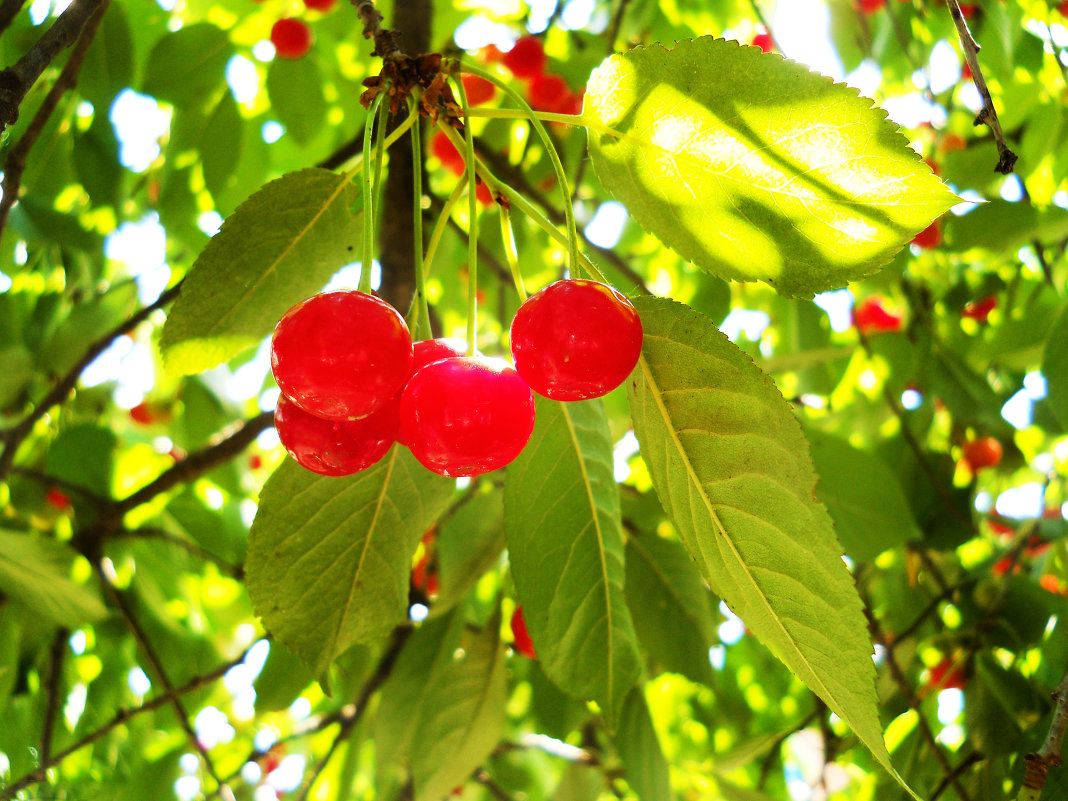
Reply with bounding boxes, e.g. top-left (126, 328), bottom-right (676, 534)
top-left (946, 0), bottom-right (1017, 174)
top-left (39, 628), bottom-right (69, 764)
top-left (0, 0), bottom-right (106, 137)
top-left (0, 0), bottom-right (106, 239)
top-left (0, 0), bottom-right (28, 39)
top-left (1019, 665), bottom-right (1068, 800)
top-left (0, 283), bottom-right (182, 482)
top-left (0, 649), bottom-right (248, 799)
